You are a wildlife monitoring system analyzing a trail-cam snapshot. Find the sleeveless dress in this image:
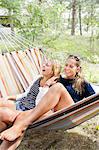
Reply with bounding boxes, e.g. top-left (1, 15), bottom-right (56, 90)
top-left (16, 77), bottom-right (49, 111)
top-left (16, 78), bottom-right (41, 111)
